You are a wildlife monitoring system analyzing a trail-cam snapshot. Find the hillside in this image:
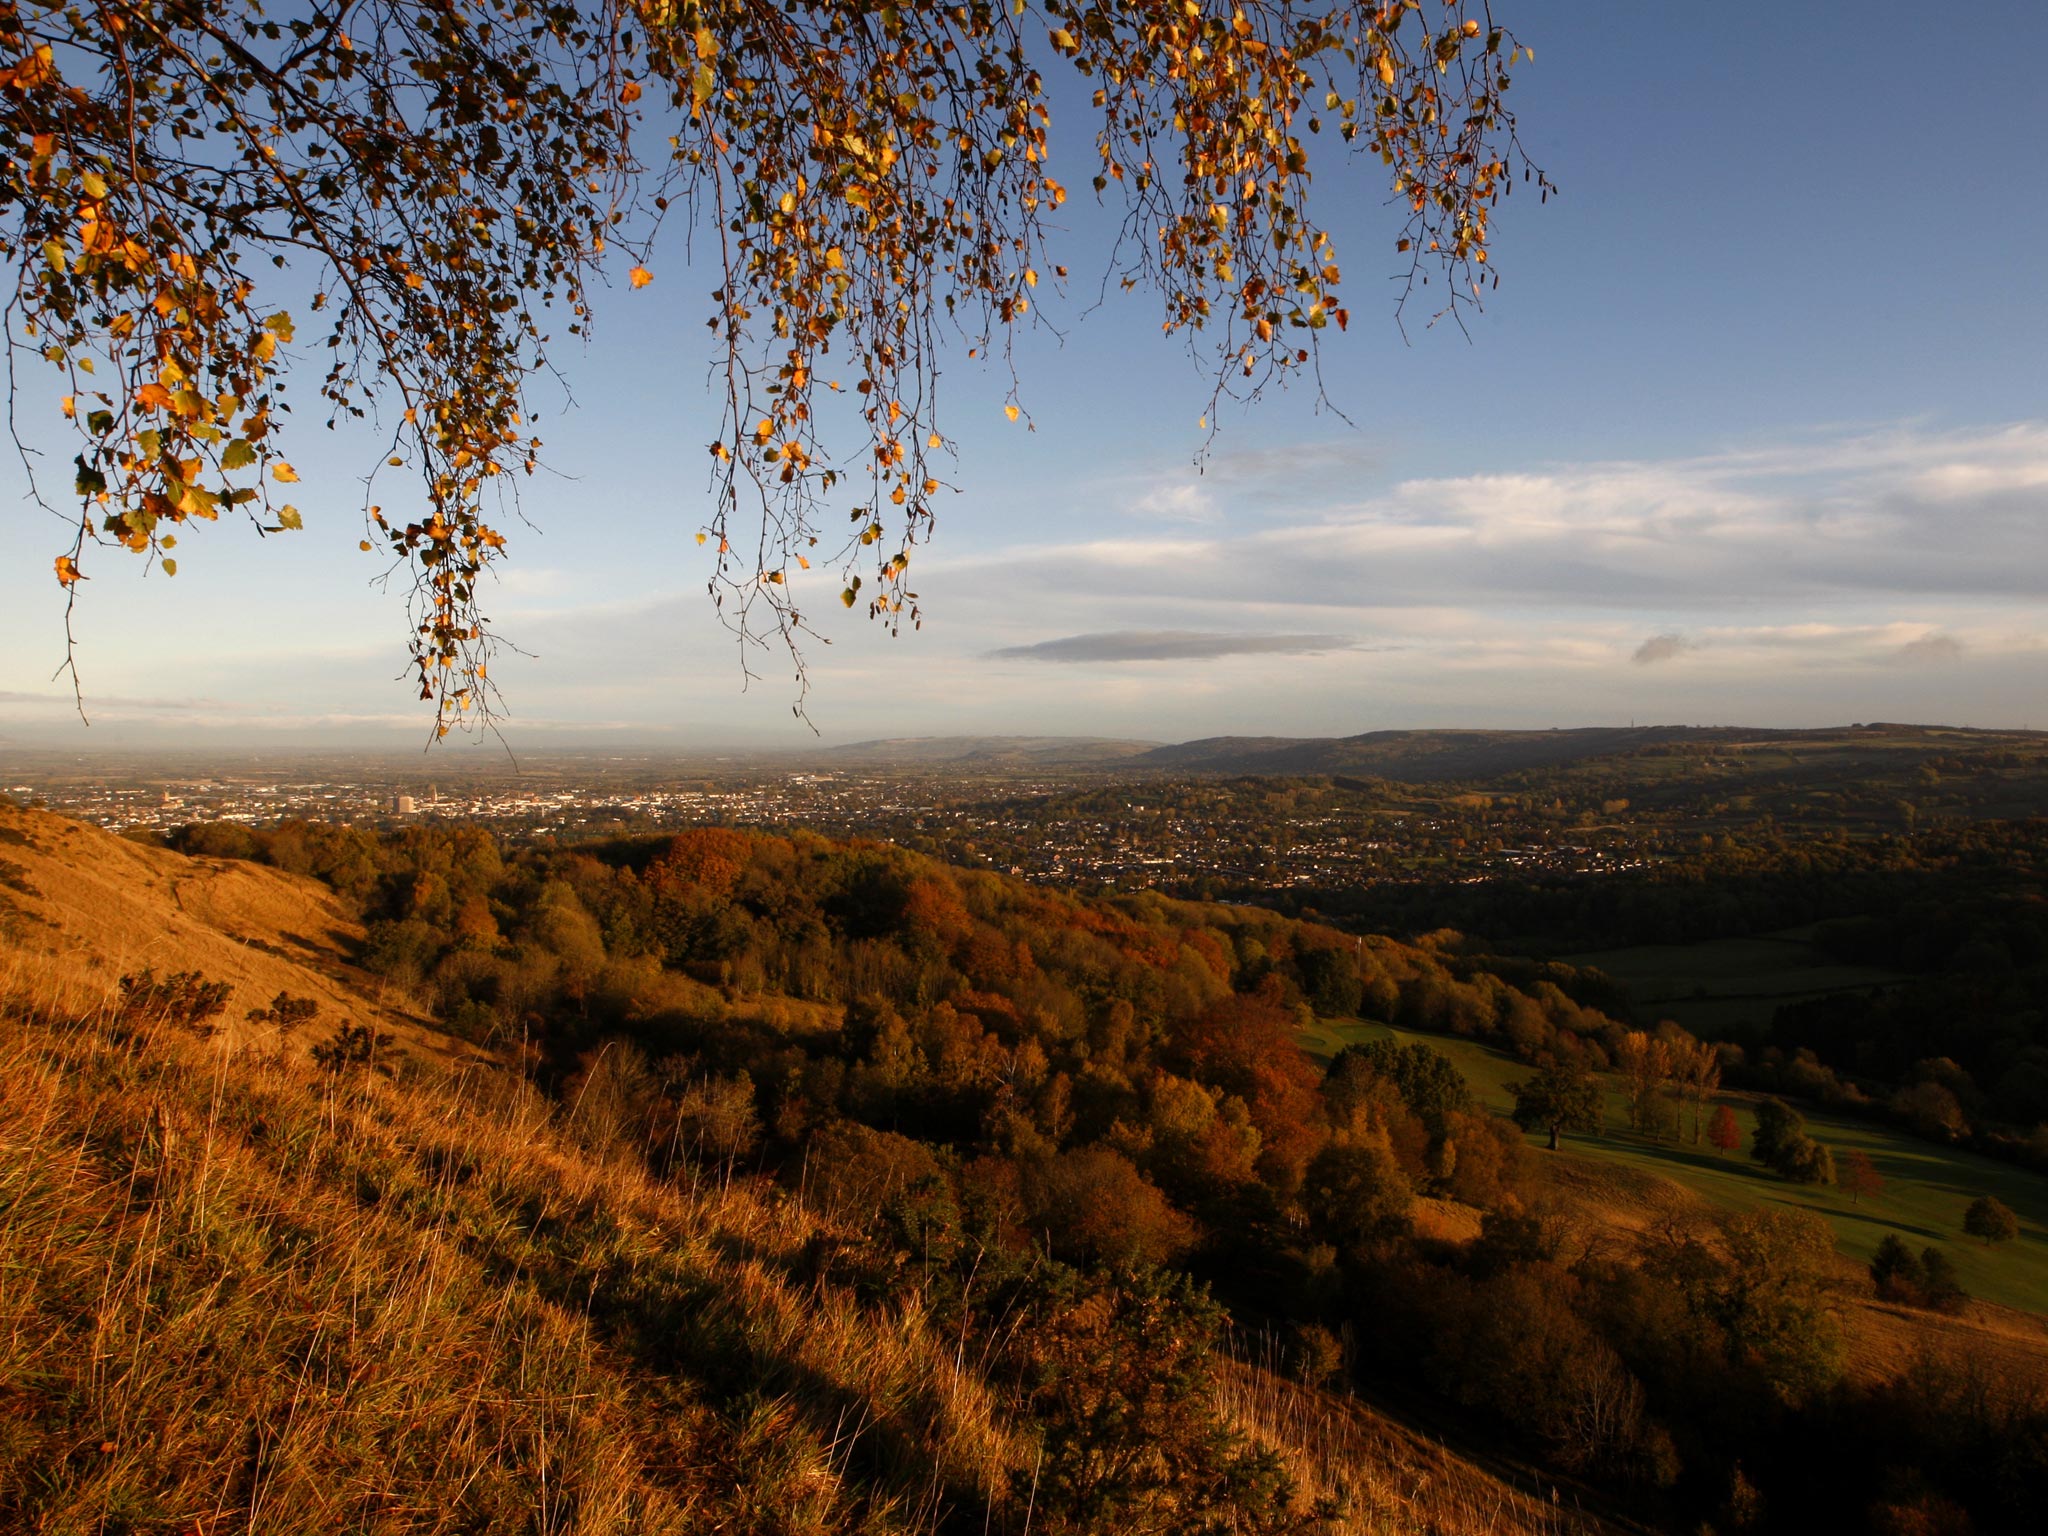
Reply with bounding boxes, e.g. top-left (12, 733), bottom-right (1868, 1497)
top-left (818, 735), bottom-right (1162, 767)
top-left (1129, 724), bottom-right (2048, 783)
top-left (10, 802), bottom-right (2048, 1533)
top-left (0, 806), bottom-right (1581, 1536)
top-left (0, 803), bottom-right (437, 1051)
